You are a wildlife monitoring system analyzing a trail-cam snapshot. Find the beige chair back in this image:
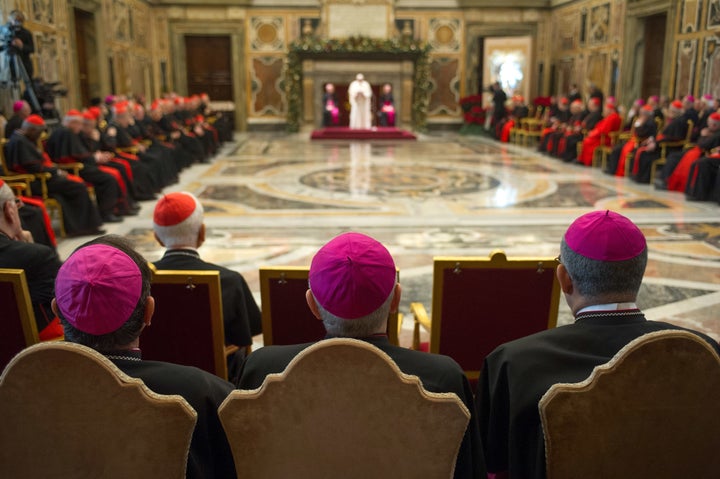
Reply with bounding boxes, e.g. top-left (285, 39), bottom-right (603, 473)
top-left (0, 342), bottom-right (197, 479)
top-left (220, 338), bottom-right (470, 478)
top-left (540, 330), bottom-right (720, 479)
